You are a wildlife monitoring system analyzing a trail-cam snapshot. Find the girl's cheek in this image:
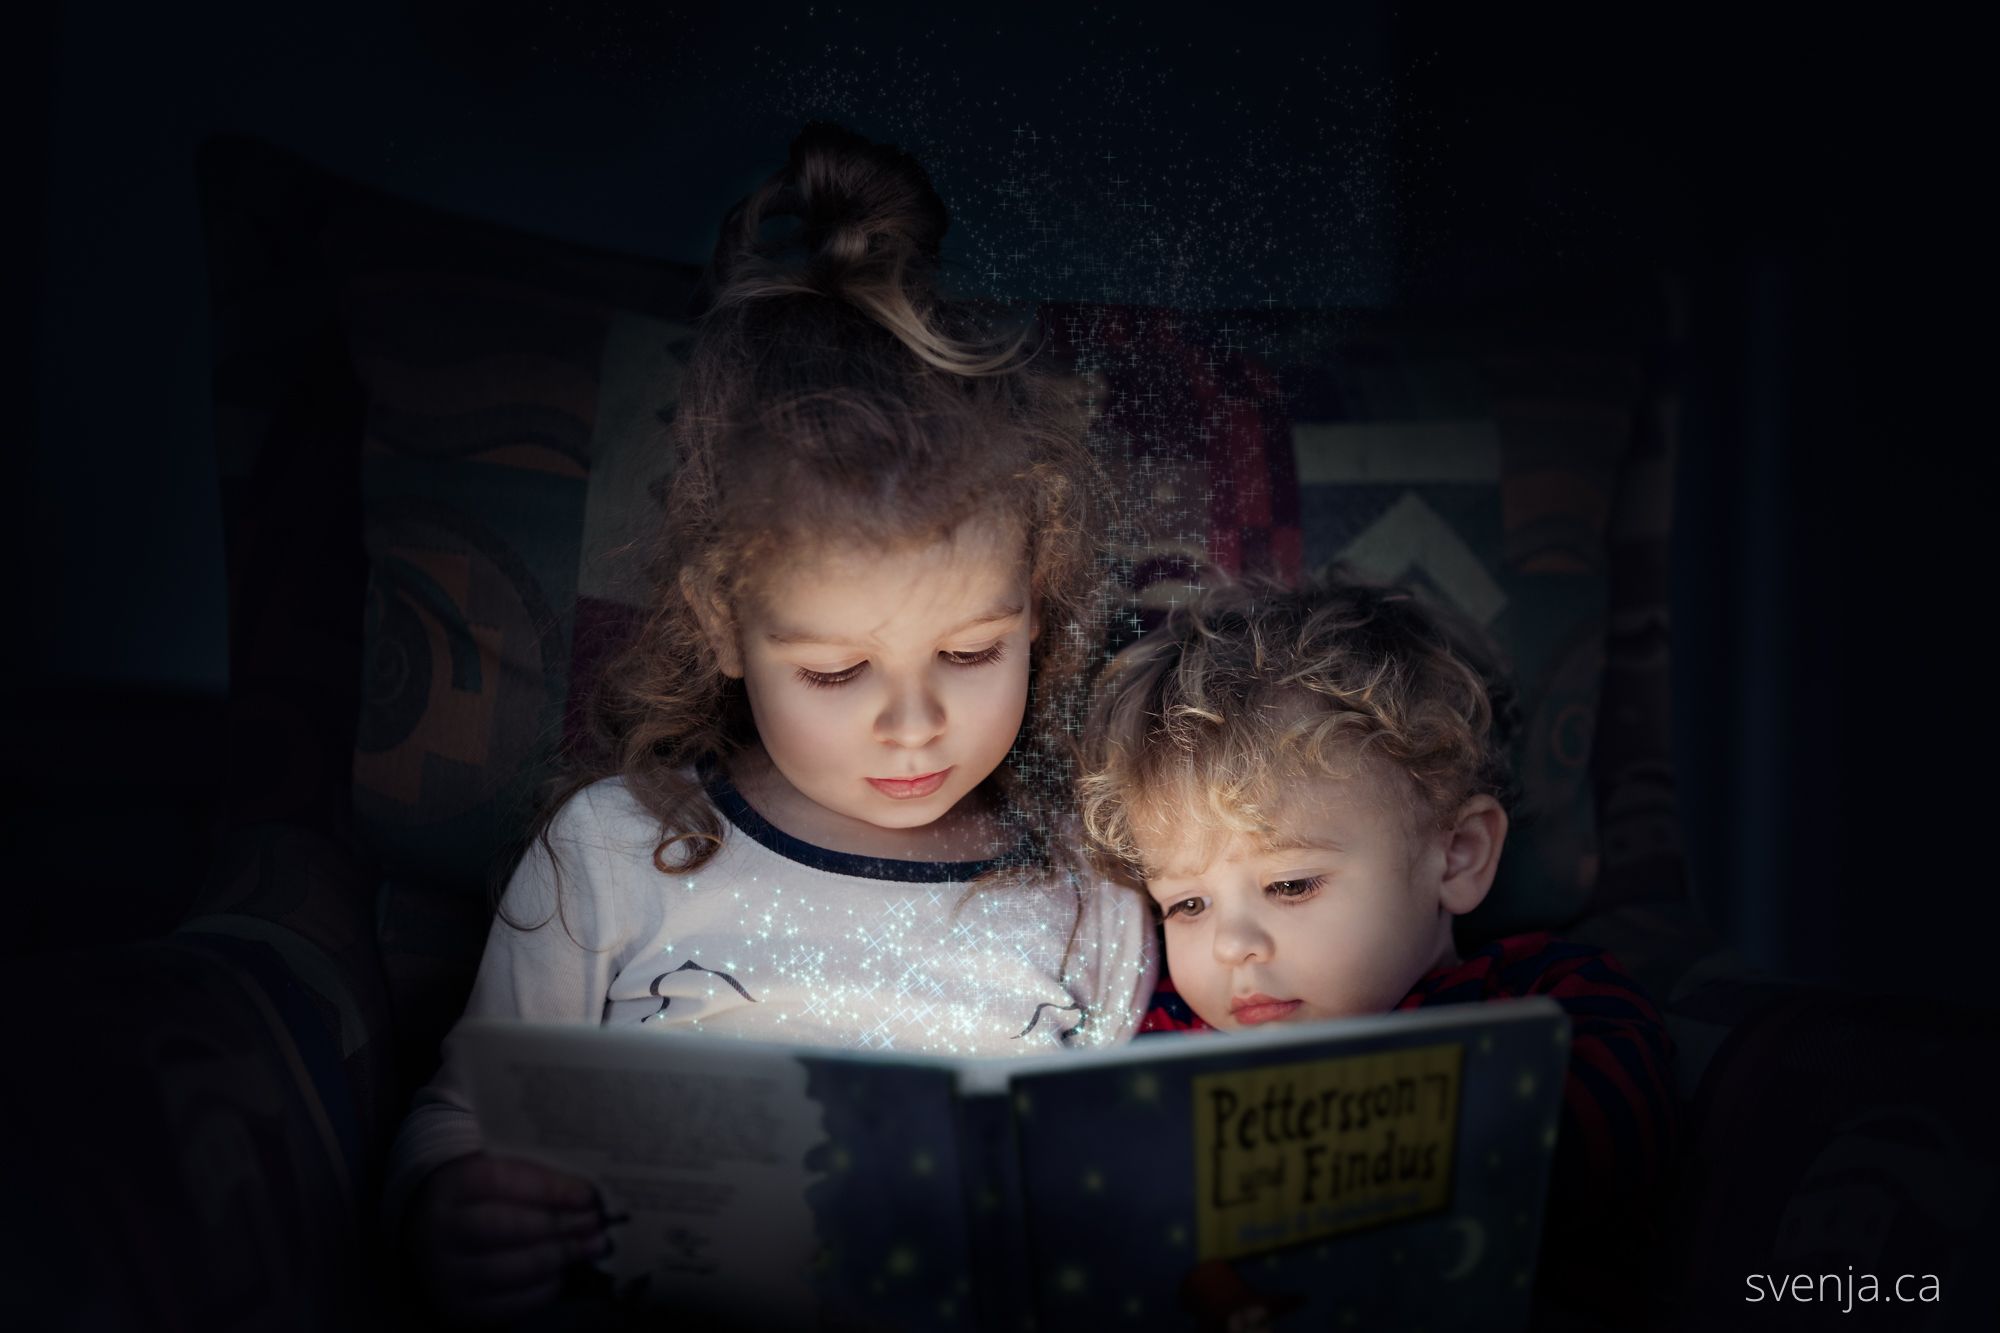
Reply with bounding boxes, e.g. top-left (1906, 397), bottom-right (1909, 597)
top-left (761, 686), bottom-right (854, 755)
top-left (946, 667), bottom-right (1026, 730)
